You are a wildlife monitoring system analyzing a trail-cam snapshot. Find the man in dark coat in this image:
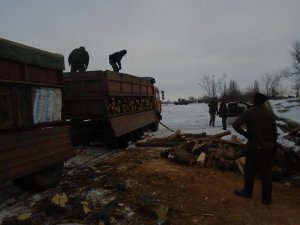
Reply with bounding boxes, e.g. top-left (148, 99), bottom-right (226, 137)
top-left (68, 46), bottom-right (89, 72)
top-left (232, 93), bottom-right (277, 205)
top-left (218, 98), bottom-right (228, 130)
top-left (208, 98), bottom-right (218, 126)
top-left (109, 49), bottom-right (127, 72)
